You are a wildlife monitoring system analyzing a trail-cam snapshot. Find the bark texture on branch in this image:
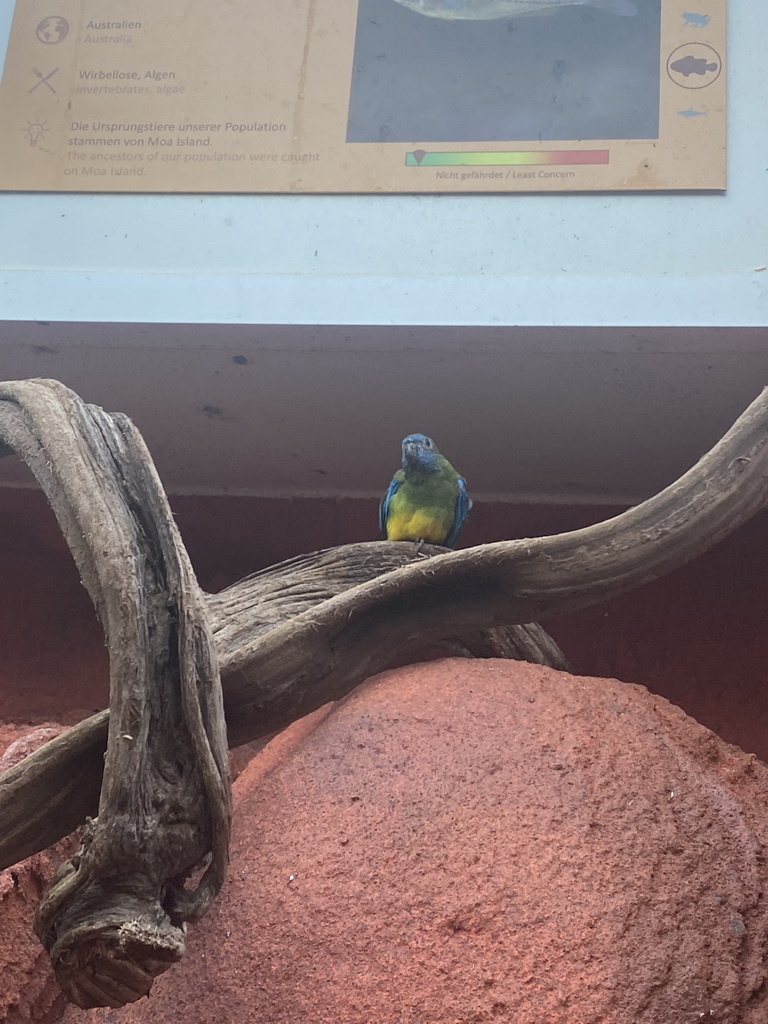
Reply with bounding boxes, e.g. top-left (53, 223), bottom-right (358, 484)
top-left (0, 549), bottom-right (567, 873)
top-left (0, 380), bottom-right (231, 1008)
top-left (1, 381), bottom-right (768, 1006)
top-left (213, 383), bottom-right (768, 743)
top-left (3, 386), bottom-right (768, 875)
